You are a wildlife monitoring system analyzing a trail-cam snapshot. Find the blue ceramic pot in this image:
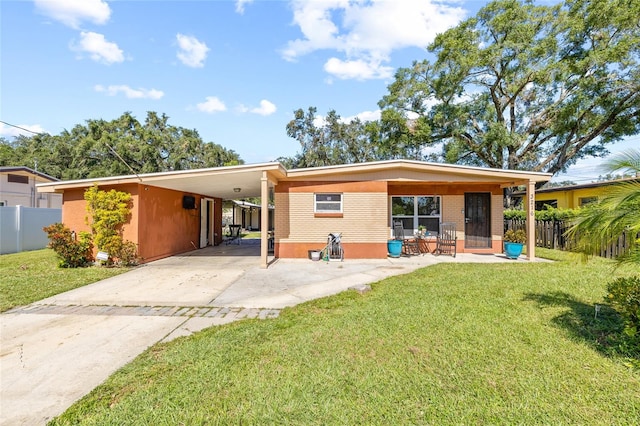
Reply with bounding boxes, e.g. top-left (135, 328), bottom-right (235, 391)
top-left (388, 239), bottom-right (402, 258)
top-left (504, 242), bottom-right (524, 259)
